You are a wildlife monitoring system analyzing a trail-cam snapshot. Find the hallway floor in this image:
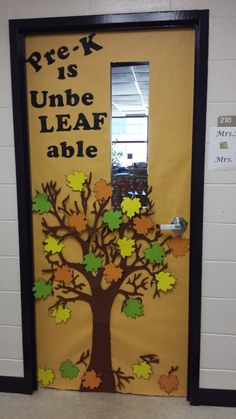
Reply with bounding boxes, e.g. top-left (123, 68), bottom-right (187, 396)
top-left (0, 389), bottom-right (235, 419)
